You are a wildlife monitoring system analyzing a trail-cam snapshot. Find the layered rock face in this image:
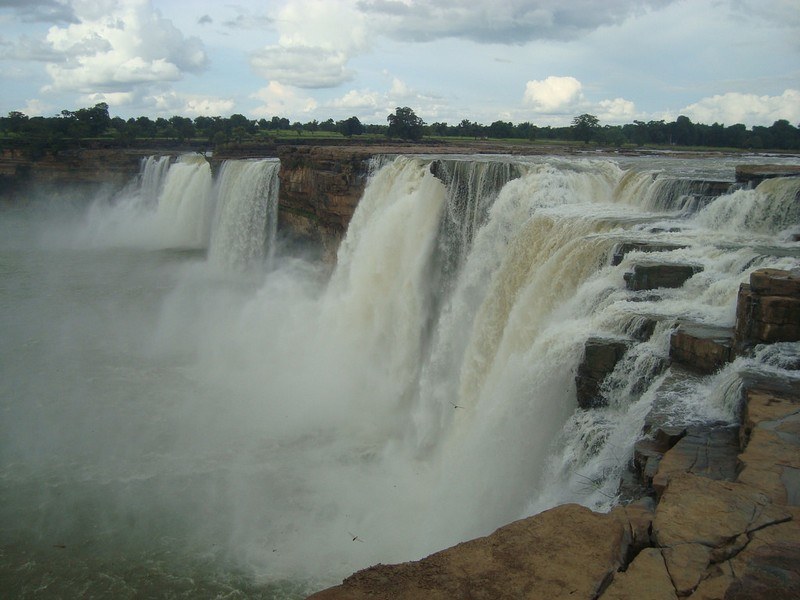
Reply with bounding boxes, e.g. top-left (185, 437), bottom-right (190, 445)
top-left (0, 147), bottom-right (169, 200)
top-left (276, 146), bottom-right (373, 259)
